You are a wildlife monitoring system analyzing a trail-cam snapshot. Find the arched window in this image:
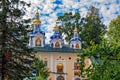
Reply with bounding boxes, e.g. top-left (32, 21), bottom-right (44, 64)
top-left (74, 63), bottom-right (80, 70)
top-left (75, 78), bottom-right (81, 80)
top-left (35, 38), bottom-right (41, 46)
top-left (44, 61), bottom-right (47, 66)
top-left (55, 42), bottom-right (60, 48)
top-left (74, 70), bottom-right (80, 76)
top-left (57, 63), bottom-right (63, 73)
top-left (76, 43), bottom-right (79, 49)
top-left (57, 76), bottom-right (64, 80)
top-left (51, 43), bottom-right (53, 48)
top-left (72, 44), bottom-right (74, 48)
